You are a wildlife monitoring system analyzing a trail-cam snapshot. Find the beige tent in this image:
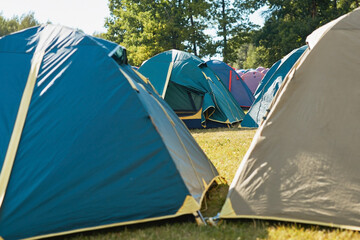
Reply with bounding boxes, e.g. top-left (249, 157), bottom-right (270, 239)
top-left (220, 8), bottom-right (360, 230)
